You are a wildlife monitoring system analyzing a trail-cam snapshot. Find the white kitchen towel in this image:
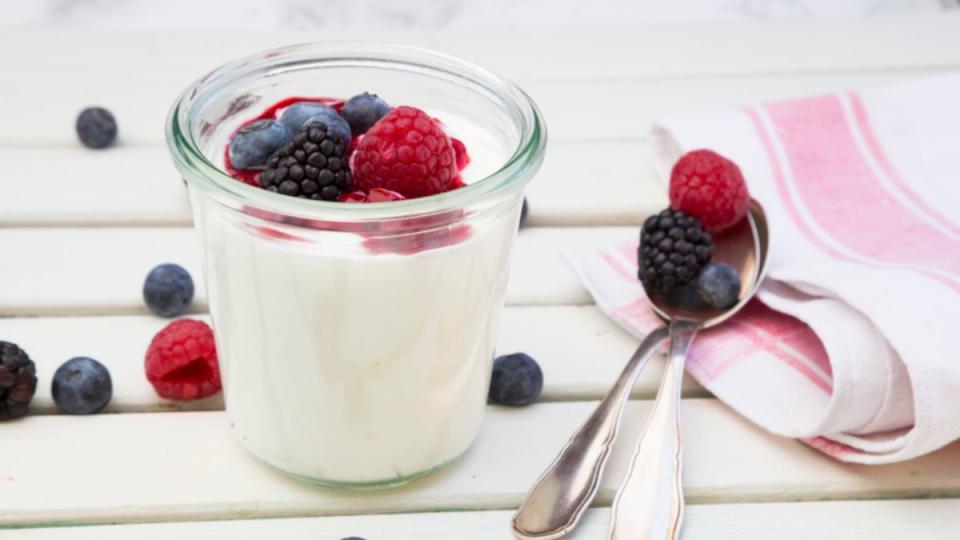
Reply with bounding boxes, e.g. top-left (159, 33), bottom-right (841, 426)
top-left (567, 74), bottom-right (960, 463)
